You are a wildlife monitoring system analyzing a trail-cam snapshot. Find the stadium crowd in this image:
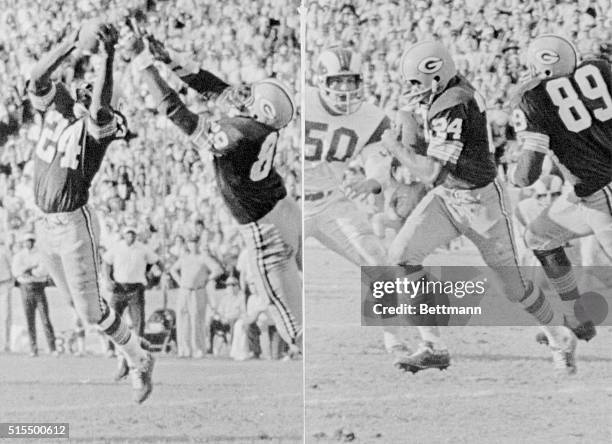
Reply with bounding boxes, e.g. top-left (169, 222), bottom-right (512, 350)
top-left (0, 0), bottom-right (300, 357)
top-left (306, 0), bottom-right (612, 174)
